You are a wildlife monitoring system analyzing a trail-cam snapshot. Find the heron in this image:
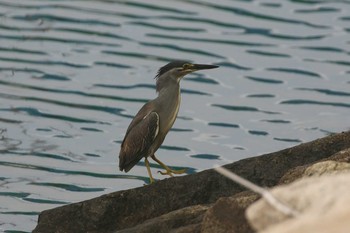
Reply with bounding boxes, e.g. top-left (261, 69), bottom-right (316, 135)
top-left (119, 61), bottom-right (219, 183)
